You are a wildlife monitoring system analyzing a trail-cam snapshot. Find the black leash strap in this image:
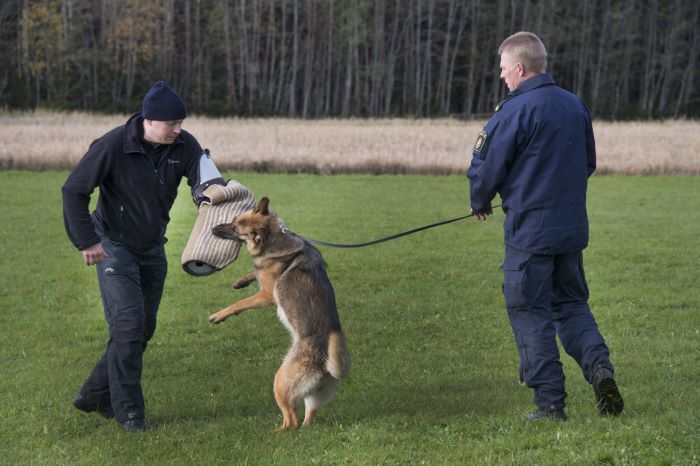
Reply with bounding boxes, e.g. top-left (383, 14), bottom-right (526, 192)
top-left (286, 205), bottom-right (501, 249)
